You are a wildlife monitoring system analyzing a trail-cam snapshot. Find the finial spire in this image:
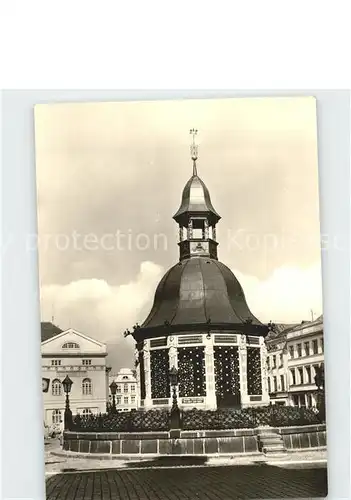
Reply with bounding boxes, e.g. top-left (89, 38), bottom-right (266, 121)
top-left (190, 128), bottom-right (198, 176)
